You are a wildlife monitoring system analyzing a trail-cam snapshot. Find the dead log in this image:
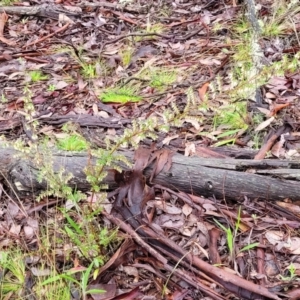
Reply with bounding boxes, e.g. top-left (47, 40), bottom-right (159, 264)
top-left (0, 4), bottom-right (80, 20)
top-left (1, 146), bottom-right (300, 201)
